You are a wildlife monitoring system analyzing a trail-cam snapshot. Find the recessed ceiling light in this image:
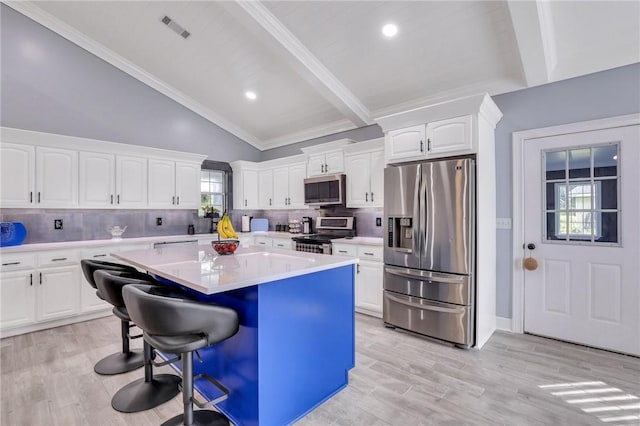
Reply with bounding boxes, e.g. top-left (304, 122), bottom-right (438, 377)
top-left (245, 91), bottom-right (257, 101)
top-left (382, 23), bottom-right (398, 38)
